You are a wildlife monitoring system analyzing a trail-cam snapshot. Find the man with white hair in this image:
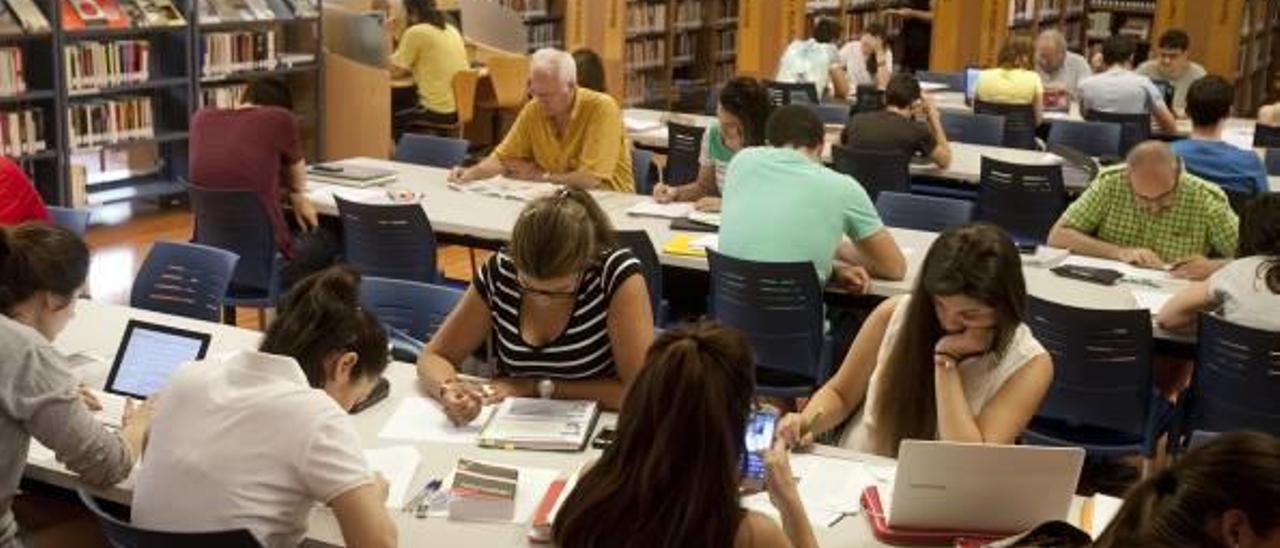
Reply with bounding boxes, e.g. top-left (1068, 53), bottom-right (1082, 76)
top-left (1034, 28), bottom-right (1091, 100)
top-left (448, 48), bottom-right (634, 192)
top-left (1047, 141), bottom-right (1238, 281)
